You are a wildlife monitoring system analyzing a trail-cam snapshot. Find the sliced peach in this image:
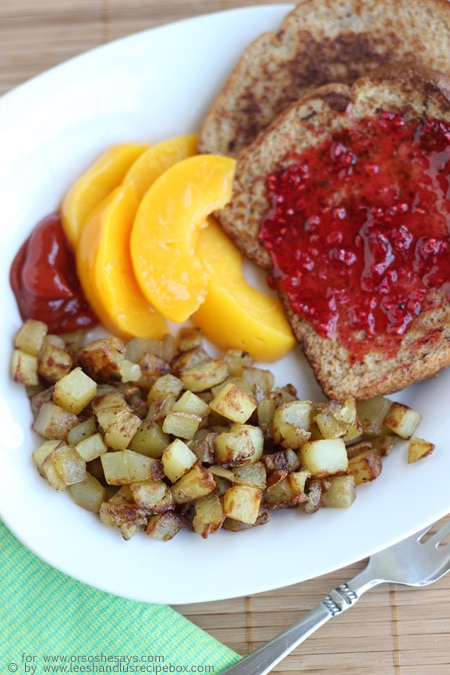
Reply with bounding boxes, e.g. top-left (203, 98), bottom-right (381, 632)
top-left (192, 219), bottom-right (295, 362)
top-left (61, 143), bottom-right (147, 249)
top-left (76, 184), bottom-right (167, 339)
top-left (123, 134), bottom-right (198, 201)
top-left (130, 154), bottom-right (236, 323)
